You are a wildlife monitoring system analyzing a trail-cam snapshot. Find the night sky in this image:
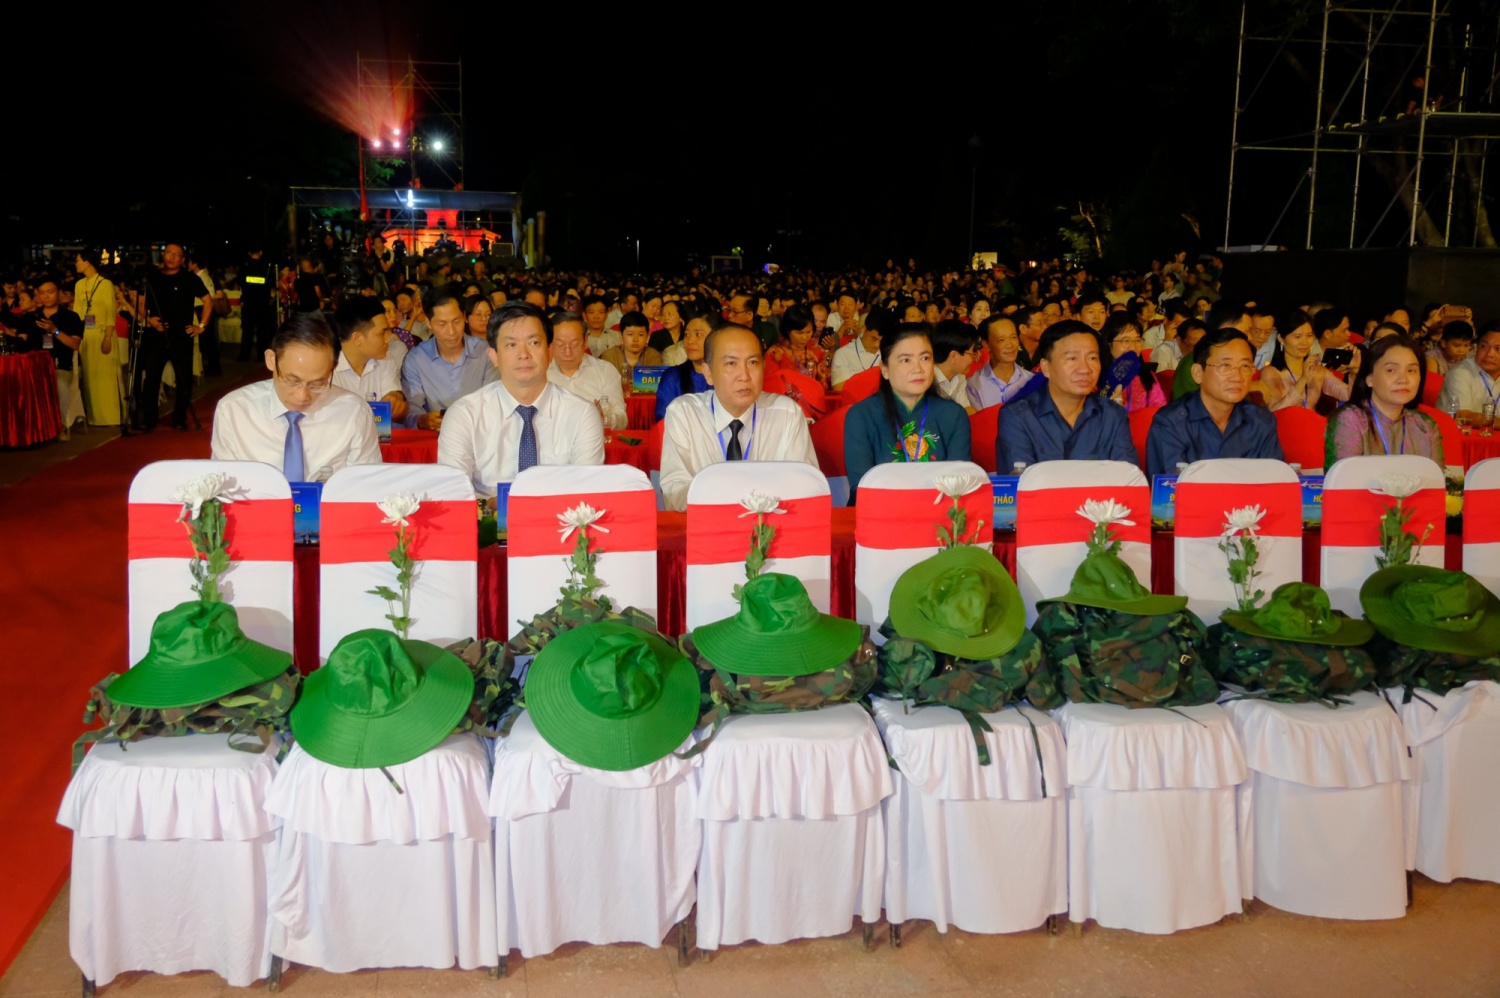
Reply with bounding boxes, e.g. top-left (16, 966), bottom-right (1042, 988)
top-left (8, 1), bottom-right (1493, 271)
